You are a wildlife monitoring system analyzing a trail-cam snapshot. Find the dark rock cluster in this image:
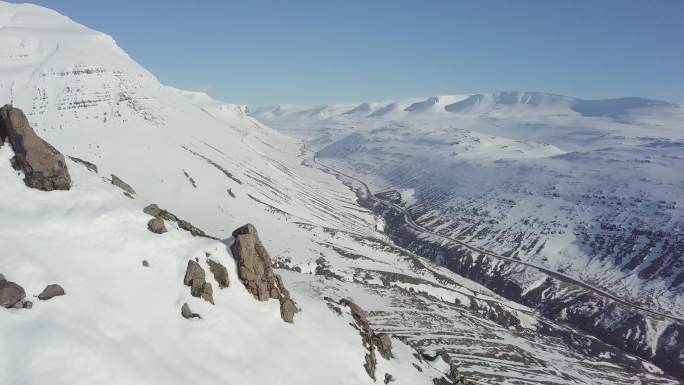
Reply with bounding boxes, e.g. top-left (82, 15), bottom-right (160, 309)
top-left (1, 275), bottom-right (65, 310)
top-left (0, 105), bottom-right (71, 191)
top-left (231, 224), bottom-right (297, 323)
